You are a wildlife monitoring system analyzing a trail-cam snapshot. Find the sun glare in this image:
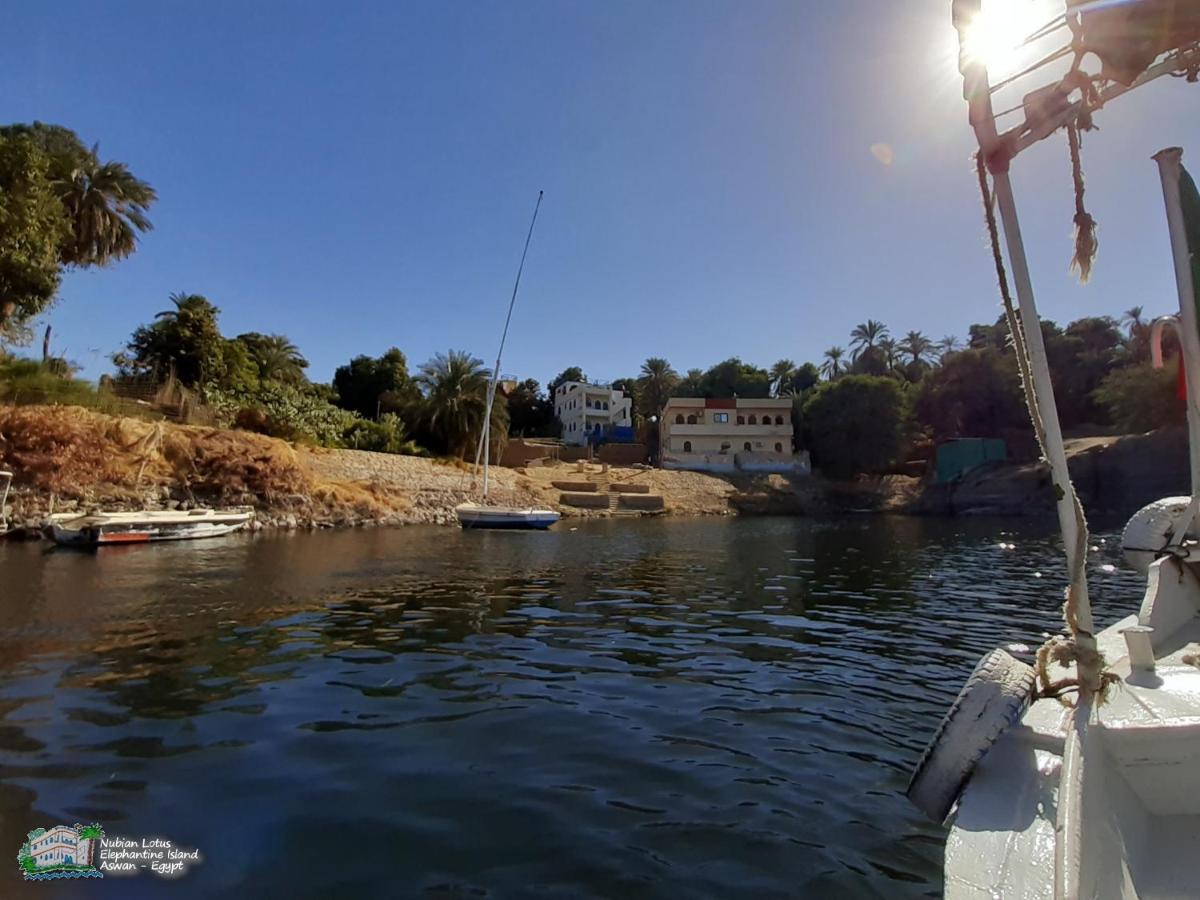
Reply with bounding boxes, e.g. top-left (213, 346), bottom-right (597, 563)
top-left (961, 0), bottom-right (1055, 79)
